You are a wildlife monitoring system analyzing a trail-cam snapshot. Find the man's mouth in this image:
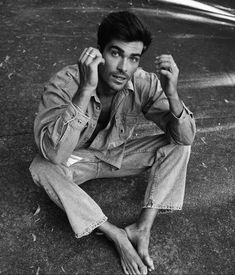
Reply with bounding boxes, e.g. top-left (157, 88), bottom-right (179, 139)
top-left (112, 74), bottom-right (127, 82)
